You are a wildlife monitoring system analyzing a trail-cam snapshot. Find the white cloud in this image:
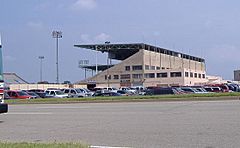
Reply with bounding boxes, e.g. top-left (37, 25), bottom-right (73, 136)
top-left (71, 0), bottom-right (97, 10)
top-left (94, 33), bottom-right (111, 42)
